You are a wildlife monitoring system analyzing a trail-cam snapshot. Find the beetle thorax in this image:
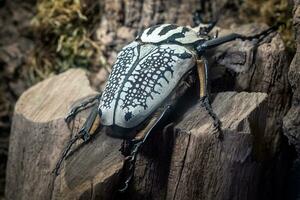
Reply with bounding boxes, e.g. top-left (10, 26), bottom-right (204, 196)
top-left (136, 24), bottom-right (206, 45)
